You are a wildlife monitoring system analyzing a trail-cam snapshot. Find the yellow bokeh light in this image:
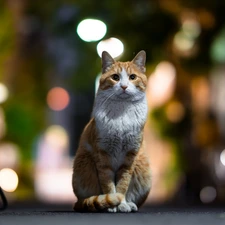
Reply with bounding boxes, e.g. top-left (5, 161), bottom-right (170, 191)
top-left (173, 31), bottom-right (195, 52)
top-left (44, 125), bottom-right (69, 150)
top-left (165, 101), bottom-right (185, 123)
top-left (0, 168), bottom-right (19, 192)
